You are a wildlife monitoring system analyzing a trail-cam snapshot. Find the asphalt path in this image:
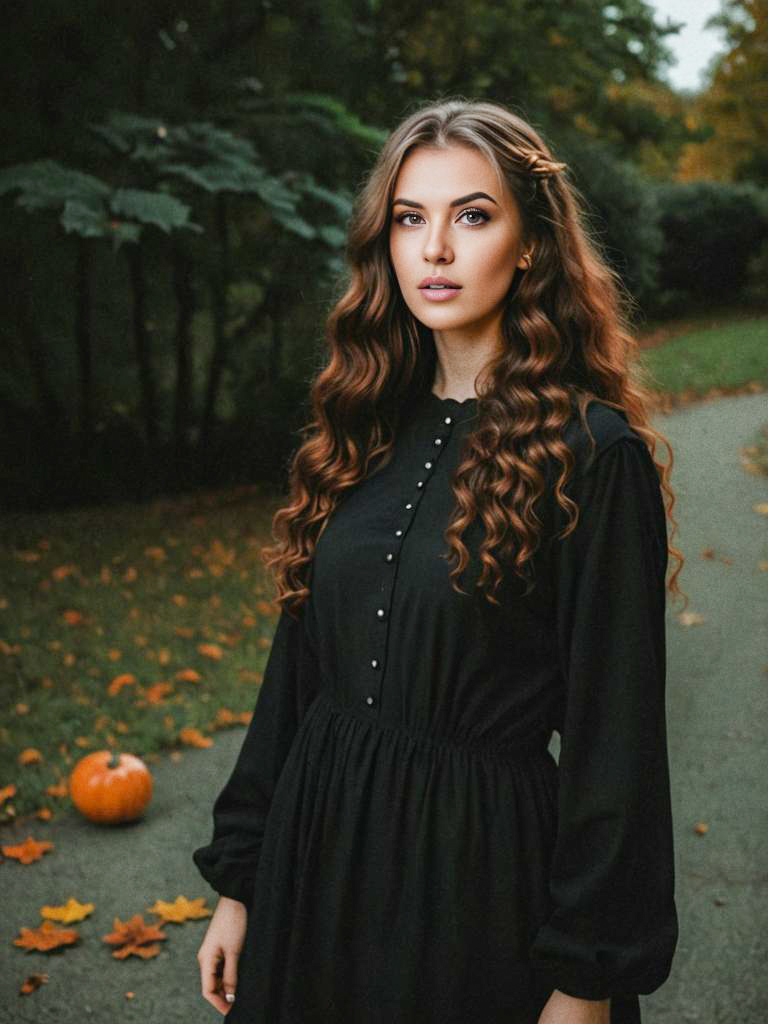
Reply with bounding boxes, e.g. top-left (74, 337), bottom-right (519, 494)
top-left (1, 393), bottom-right (766, 1023)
